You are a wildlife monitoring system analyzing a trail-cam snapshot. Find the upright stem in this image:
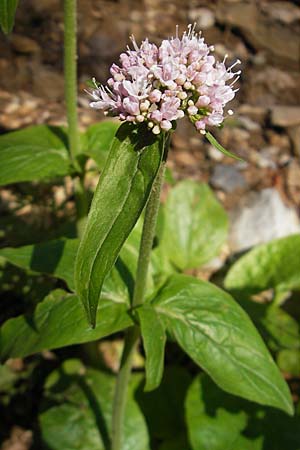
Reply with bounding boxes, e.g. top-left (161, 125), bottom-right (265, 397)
top-left (63, 0), bottom-right (88, 236)
top-left (111, 157), bottom-right (167, 450)
top-left (64, 0), bottom-right (80, 163)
